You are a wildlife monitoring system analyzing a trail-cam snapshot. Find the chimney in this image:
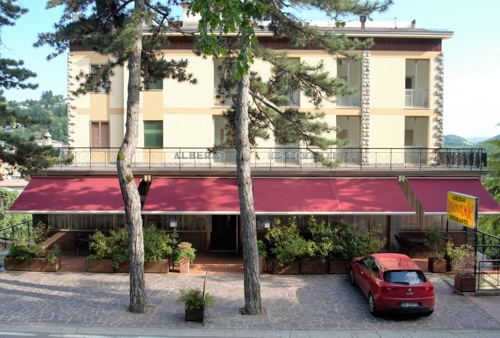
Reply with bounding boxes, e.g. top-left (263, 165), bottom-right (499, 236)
top-left (411, 20), bottom-right (416, 29)
top-left (360, 15), bottom-right (367, 29)
top-left (180, 1), bottom-right (202, 28)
